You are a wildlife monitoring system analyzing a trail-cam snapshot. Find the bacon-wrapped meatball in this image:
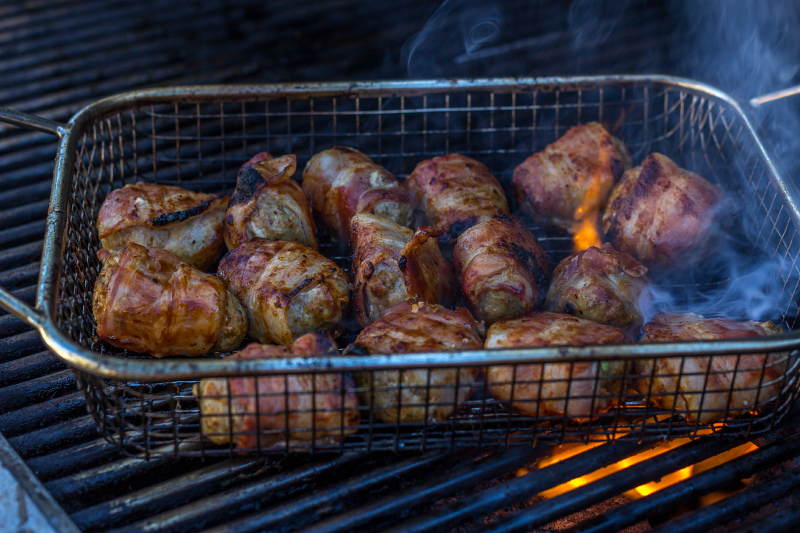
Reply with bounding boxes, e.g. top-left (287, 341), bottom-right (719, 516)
top-left (486, 312), bottom-right (629, 418)
top-left (512, 122), bottom-right (632, 231)
top-left (347, 301), bottom-right (483, 423)
top-left (405, 154), bottom-right (509, 243)
top-left (602, 153), bottom-right (727, 273)
top-left (217, 238), bottom-right (350, 345)
top-left (545, 243), bottom-right (649, 337)
top-left (351, 213), bottom-right (455, 327)
top-left (97, 182), bottom-right (230, 271)
top-left (194, 333), bottom-right (360, 451)
top-left (93, 243), bottom-right (246, 357)
top-left (636, 313), bottom-right (787, 424)
top-left (224, 152), bottom-right (317, 251)
top-left (302, 146), bottom-right (412, 243)
top-left (453, 215), bottom-right (552, 325)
